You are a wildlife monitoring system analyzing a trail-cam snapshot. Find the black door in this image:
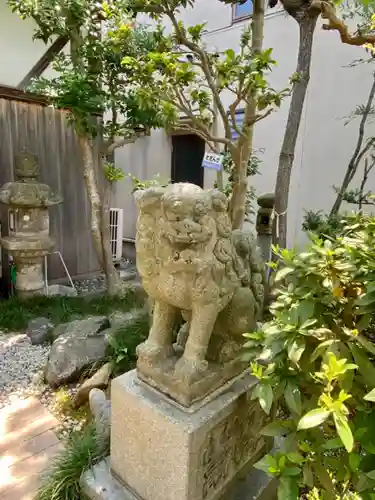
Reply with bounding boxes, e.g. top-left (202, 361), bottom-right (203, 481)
top-left (171, 134), bottom-right (205, 187)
